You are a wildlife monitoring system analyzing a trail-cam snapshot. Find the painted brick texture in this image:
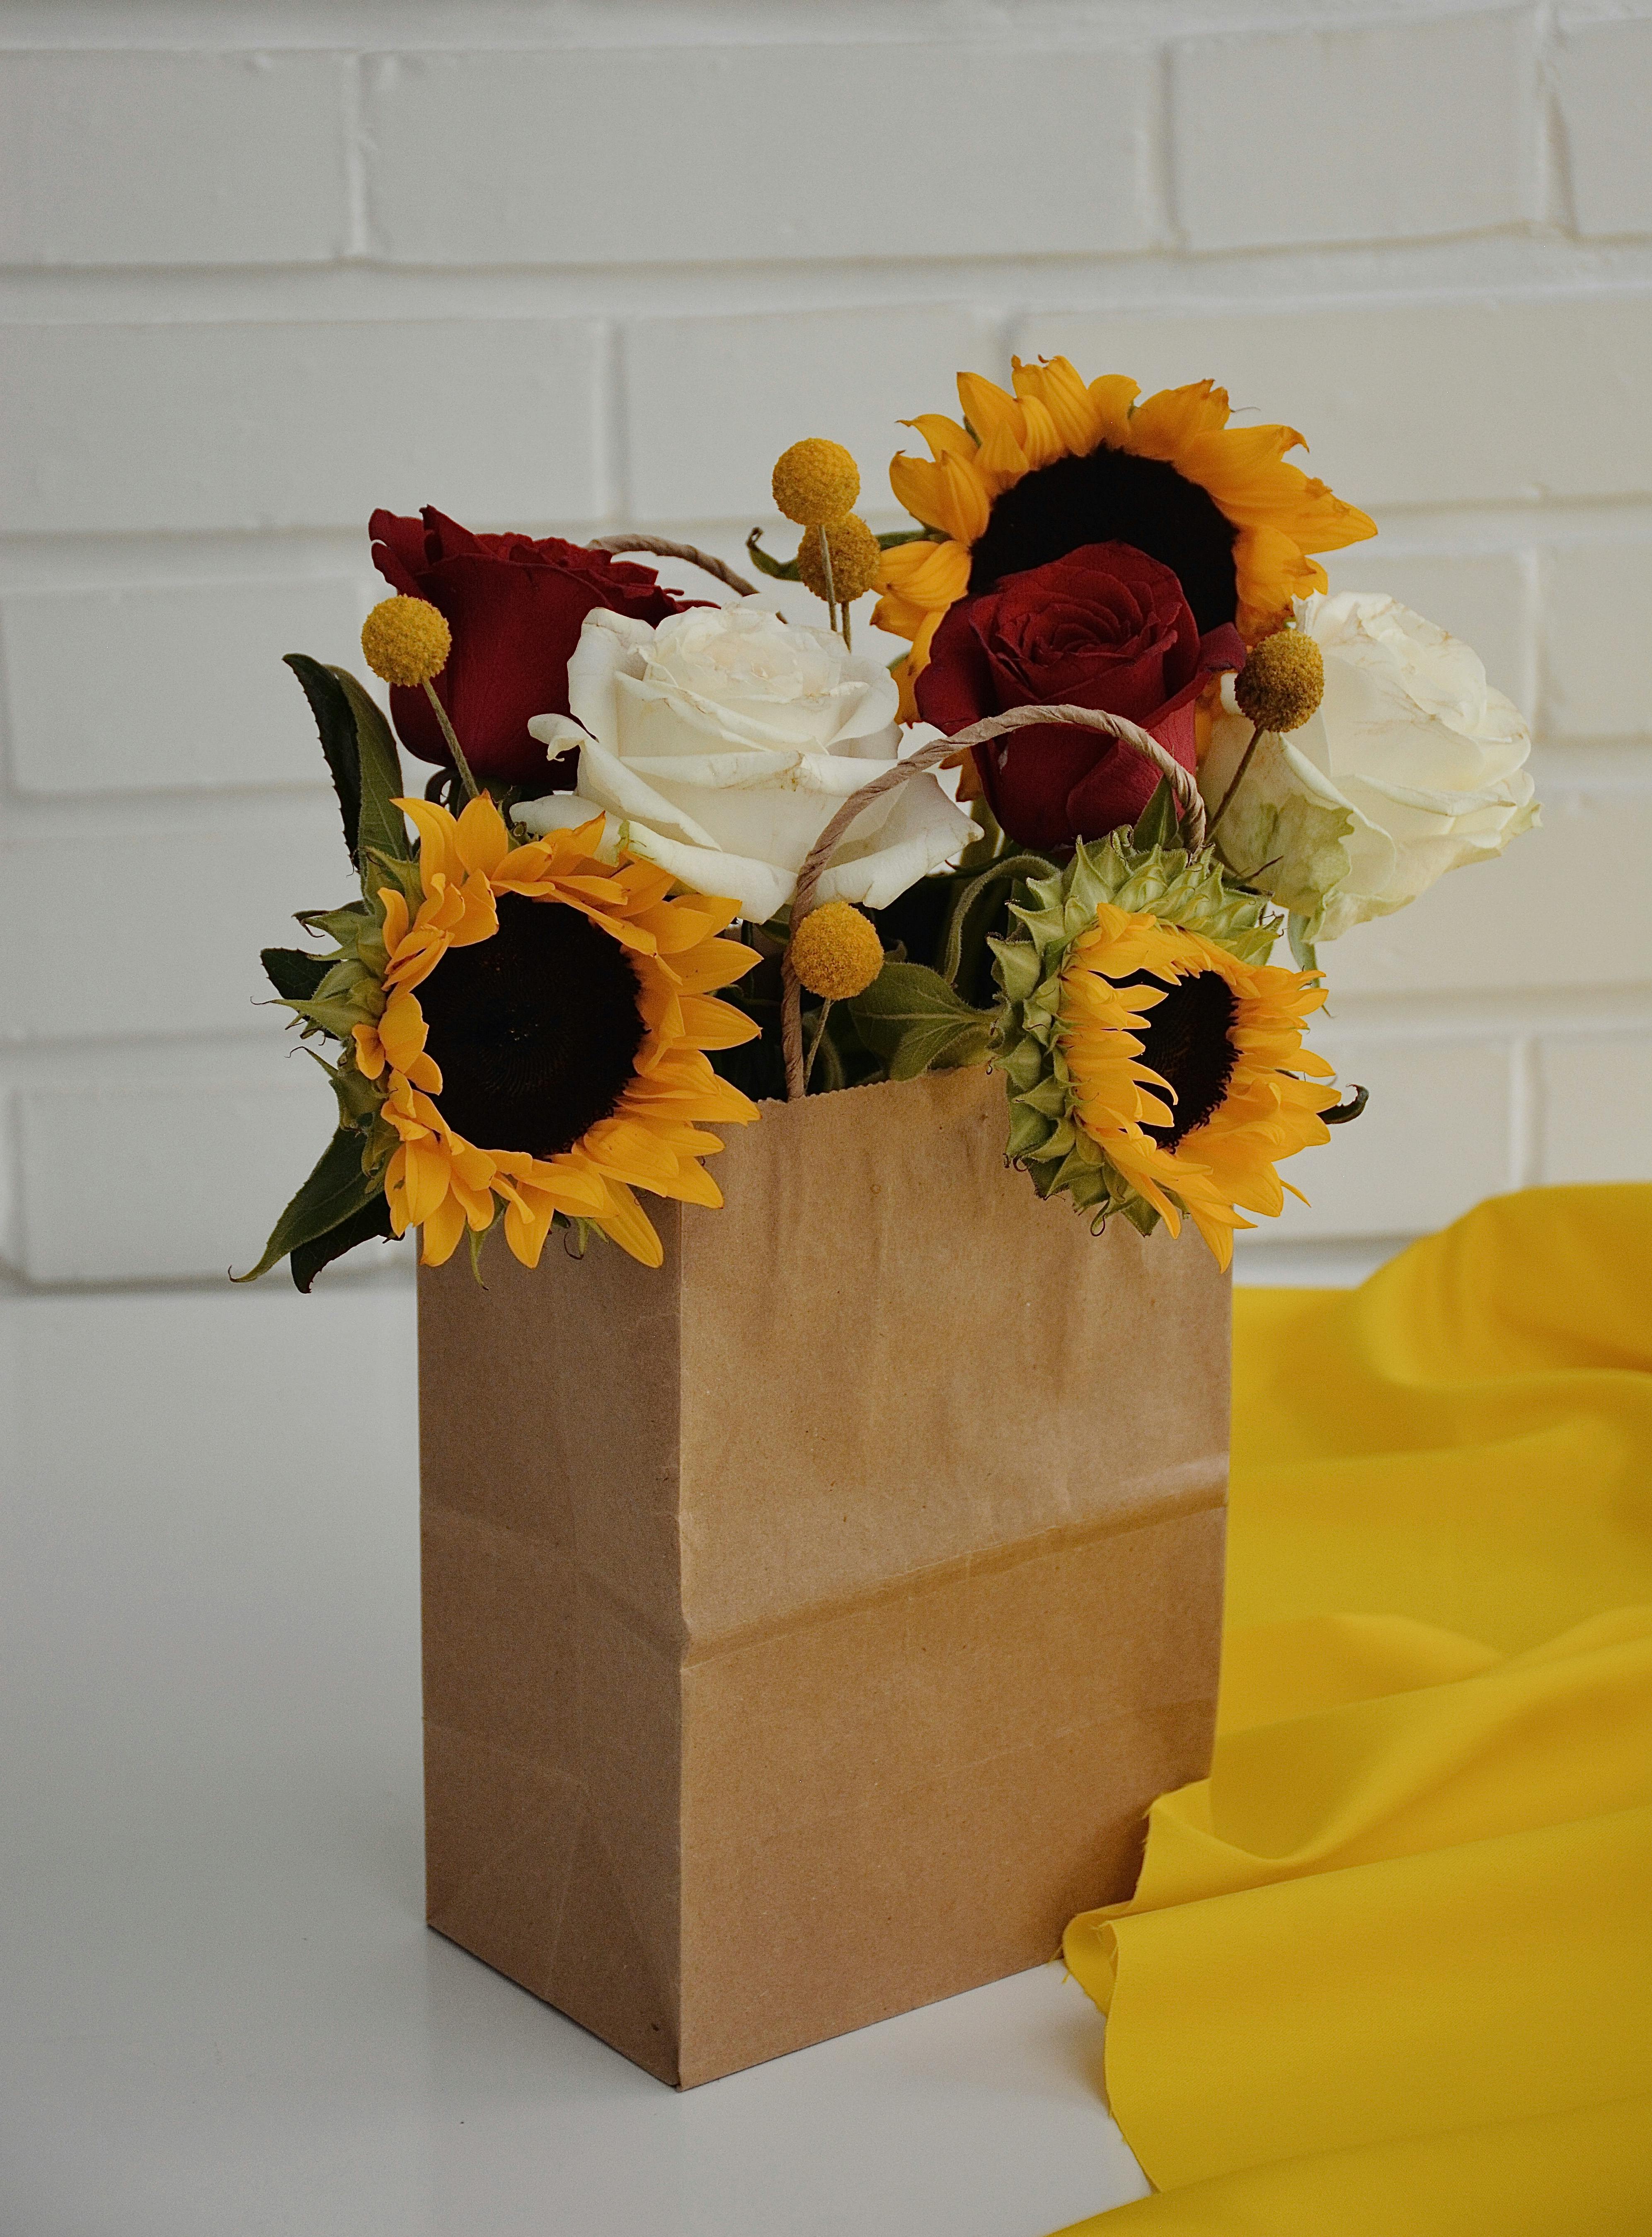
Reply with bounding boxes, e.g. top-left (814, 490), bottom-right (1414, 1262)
top-left (2, 1), bottom-right (1649, 1286)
